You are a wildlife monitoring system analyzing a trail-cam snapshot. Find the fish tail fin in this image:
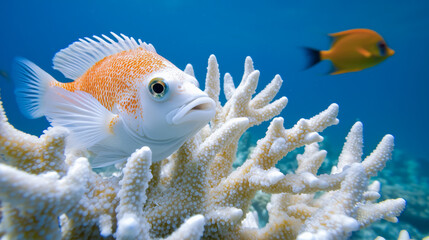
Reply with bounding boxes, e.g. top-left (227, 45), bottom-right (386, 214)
top-left (12, 57), bottom-right (57, 119)
top-left (302, 47), bottom-right (322, 70)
